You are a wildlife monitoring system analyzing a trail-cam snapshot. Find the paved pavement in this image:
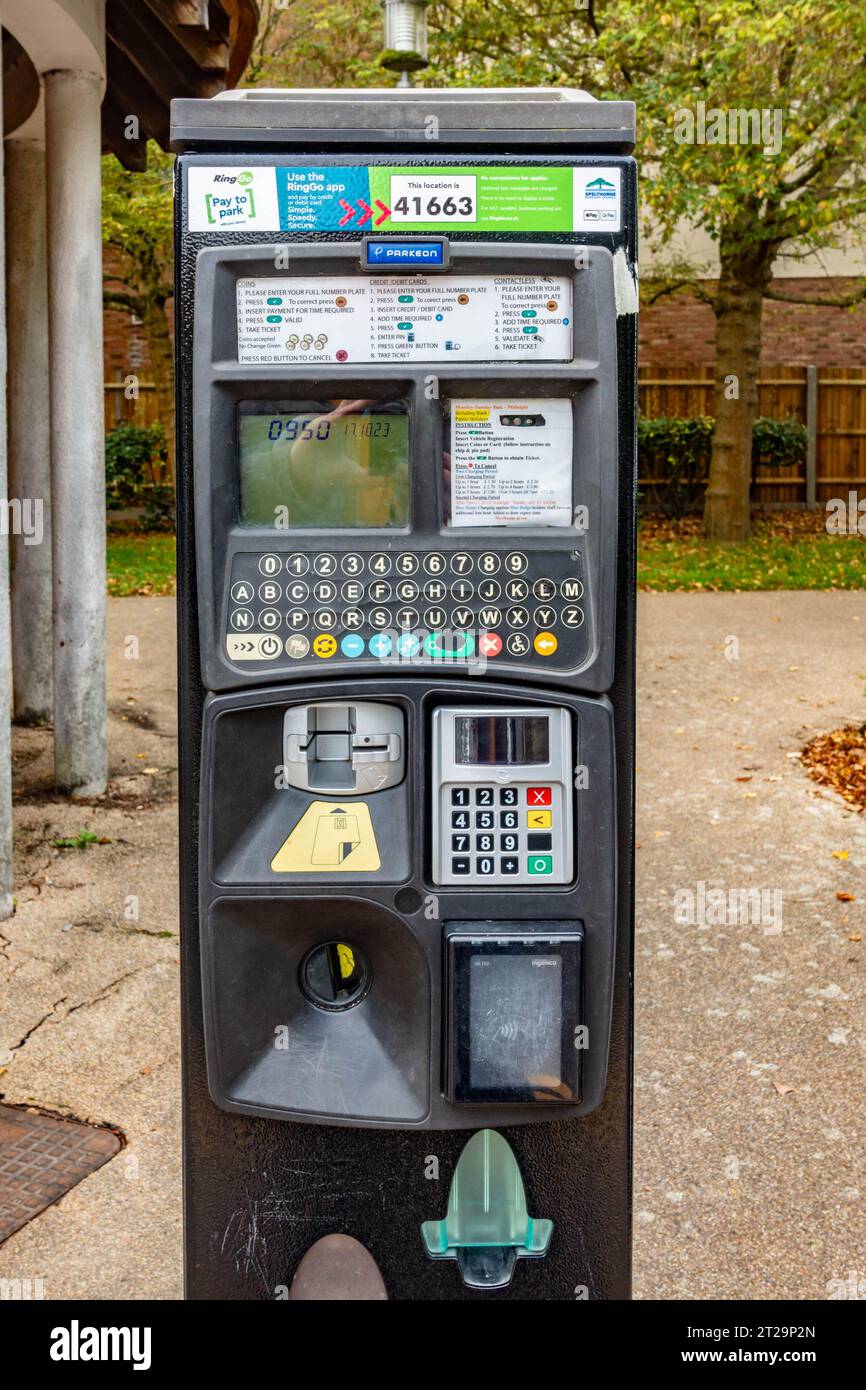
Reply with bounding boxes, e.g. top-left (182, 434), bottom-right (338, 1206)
top-left (0, 591), bottom-right (863, 1300)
